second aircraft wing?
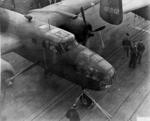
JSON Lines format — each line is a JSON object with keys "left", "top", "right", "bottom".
{"left": 0, "top": 33, "right": 24, "bottom": 55}
{"left": 123, "top": 0, "right": 149, "bottom": 14}
{"left": 29, "top": 0, "right": 100, "bottom": 15}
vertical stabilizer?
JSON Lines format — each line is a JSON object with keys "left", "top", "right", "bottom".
{"left": 100, "top": 0, "right": 123, "bottom": 25}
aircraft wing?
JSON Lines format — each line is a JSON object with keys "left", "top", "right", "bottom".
{"left": 123, "top": 0, "right": 150, "bottom": 14}
{"left": 0, "top": 33, "right": 24, "bottom": 55}
{"left": 30, "top": 0, "right": 100, "bottom": 15}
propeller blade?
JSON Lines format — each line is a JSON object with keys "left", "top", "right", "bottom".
{"left": 9, "top": 61, "right": 39, "bottom": 81}
{"left": 98, "top": 31, "right": 105, "bottom": 49}
{"left": 92, "top": 26, "right": 106, "bottom": 32}
{"left": 81, "top": 7, "right": 87, "bottom": 26}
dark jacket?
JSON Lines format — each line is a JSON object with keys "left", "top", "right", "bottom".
{"left": 122, "top": 37, "right": 131, "bottom": 47}
{"left": 137, "top": 42, "right": 145, "bottom": 53}
{"left": 130, "top": 44, "right": 137, "bottom": 55}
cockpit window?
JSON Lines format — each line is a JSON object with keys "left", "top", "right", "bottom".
{"left": 91, "top": 54, "right": 103, "bottom": 63}
{"left": 43, "top": 40, "right": 57, "bottom": 53}
{"left": 75, "top": 49, "right": 93, "bottom": 66}
{"left": 60, "top": 40, "right": 78, "bottom": 52}
{"left": 43, "top": 39, "right": 78, "bottom": 54}
{"left": 75, "top": 49, "right": 104, "bottom": 81}
{"left": 49, "top": 45, "right": 57, "bottom": 53}
{"left": 98, "top": 60, "right": 112, "bottom": 72}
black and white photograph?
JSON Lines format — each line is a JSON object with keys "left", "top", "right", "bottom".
{"left": 0, "top": 0, "right": 150, "bottom": 121}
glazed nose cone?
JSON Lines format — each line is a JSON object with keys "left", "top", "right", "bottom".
{"left": 75, "top": 48, "right": 116, "bottom": 90}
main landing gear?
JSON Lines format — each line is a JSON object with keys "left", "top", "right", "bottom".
{"left": 73, "top": 90, "right": 93, "bottom": 108}
{"left": 80, "top": 92, "right": 93, "bottom": 108}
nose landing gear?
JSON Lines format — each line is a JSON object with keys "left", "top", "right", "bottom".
{"left": 80, "top": 93, "right": 93, "bottom": 108}
{"left": 73, "top": 90, "right": 112, "bottom": 120}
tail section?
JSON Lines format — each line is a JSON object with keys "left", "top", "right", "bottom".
{"left": 100, "top": 0, "right": 123, "bottom": 25}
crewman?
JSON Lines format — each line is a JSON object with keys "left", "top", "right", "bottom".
{"left": 66, "top": 104, "right": 80, "bottom": 121}
{"left": 129, "top": 41, "right": 137, "bottom": 68}
{"left": 122, "top": 33, "right": 131, "bottom": 58}
{"left": 137, "top": 39, "right": 145, "bottom": 64}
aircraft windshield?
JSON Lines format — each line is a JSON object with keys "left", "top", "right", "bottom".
{"left": 43, "top": 39, "right": 78, "bottom": 54}
{"left": 60, "top": 40, "right": 78, "bottom": 52}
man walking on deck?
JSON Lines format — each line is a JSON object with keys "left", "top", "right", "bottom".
{"left": 129, "top": 41, "right": 137, "bottom": 68}
{"left": 122, "top": 33, "right": 131, "bottom": 59}
{"left": 137, "top": 39, "right": 145, "bottom": 64}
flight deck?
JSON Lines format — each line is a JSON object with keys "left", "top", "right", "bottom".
{"left": 1, "top": 2, "right": 150, "bottom": 121}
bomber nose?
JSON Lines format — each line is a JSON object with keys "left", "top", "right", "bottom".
{"left": 98, "top": 59, "right": 116, "bottom": 90}
{"left": 75, "top": 48, "right": 116, "bottom": 90}
{"left": 100, "top": 68, "right": 116, "bottom": 89}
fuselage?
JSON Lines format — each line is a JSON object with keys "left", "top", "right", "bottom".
{"left": 0, "top": 8, "right": 116, "bottom": 91}
{"left": 27, "top": 9, "right": 92, "bottom": 44}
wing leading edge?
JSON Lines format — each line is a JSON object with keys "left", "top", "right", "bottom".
{"left": 30, "top": 0, "right": 100, "bottom": 15}
{"left": 123, "top": 0, "right": 149, "bottom": 14}
{"left": 0, "top": 33, "right": 24, "bottom": 55}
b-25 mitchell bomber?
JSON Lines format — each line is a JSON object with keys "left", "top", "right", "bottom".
{"left": 0, "top": 0, "right": 116, "bottom": 108}
{"left": 1, "top": 0, "right": 150, "bottom": 108}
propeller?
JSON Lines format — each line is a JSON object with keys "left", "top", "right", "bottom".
{"left": 5, "top": 61, "right": 39, "bottom": 86}
{"left": 81, "top": 7, "right": 87, "bottom": 26}
{"left": 80, "top": 7, "right": 105, "bottom": 48}
{"left": 0, "top": 60, "right": 40, "bottom": 119}
{"left": 92, "top": 26, "right": 106, "bottom": 32}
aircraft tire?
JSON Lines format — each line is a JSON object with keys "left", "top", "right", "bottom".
{"left": 80, "top": 93, "right": 93, "bottom": 107}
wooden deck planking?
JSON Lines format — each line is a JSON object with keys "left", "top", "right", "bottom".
{"left": 23, "top": 82, "right": 76, "bottom": 121}
{"left": 82, "top": 44, "right": 150, "bottom": 121}
{"left": 111, "top": 73, "right": 150, "bottom": 121}
{"left": 61, "top": 13, "right": 150, "bottom": 121}
{"left": 2, "top": 71, "right": 75, "bottom": 121}
{"left": 131, "top": 92, "right": 150, "bottom": 121}
{"left": 59, "top": 13, "right": 148, "bottom": 121}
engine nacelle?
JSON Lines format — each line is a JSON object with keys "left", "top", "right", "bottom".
{"left": 1, "top": 58, "right": 15, "bottom": 86}
{"left": 28, "top": 10, "right": 92, "bottom": 44}
{"left": 61, "top": 17, "right": 86, "bottom": 43}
